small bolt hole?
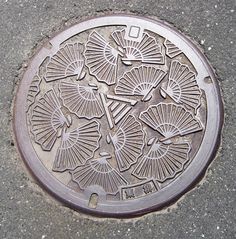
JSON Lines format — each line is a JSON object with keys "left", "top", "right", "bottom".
{"left": 88, "top": 193, "right": 98, "bottom": 209}
{"left": 204, "top": 76, "right": 213, "bottom": 84}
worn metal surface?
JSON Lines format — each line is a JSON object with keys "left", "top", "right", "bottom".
{"left": 13, "top": 15, "right": 223, "bottom": 217}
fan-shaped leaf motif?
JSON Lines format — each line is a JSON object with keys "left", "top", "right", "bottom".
{"left": 26, "top": 74, "right": 41, "bottom": 112}
{"left": 164, "top": 39, "right": 182, "bottom": 58}
{"left": 115, "top": 65, "right": 166, "bottom": 101}
{"left": 99, "top": 93, "right": 137, "bottom": 129}
{"left": 59, "top": 81, "right": 104, "bottom": 119}
{"left": 71, "top": 154, "right": 128, "bottom": 194}
{"left": 132, "top": 140, "right": 190, "bottom": 182}
{"left": 45, "top": 42, "right": 85, "bottom": 82}
{"left": 111, "top": 29, "right": 164, "bottom": 65}
{"left": 161, "top": 60, "right": 202, "bottom": 112}
{"left": 139, "top": 103, "right": 203, "bottom": 141}
{"left": 53, "top": 120, "right": 101, "bottom": 172}
{"left": 84, "top": 31, "right": 119, "bottom": 85}
{"left": 31, "top": 89, "right": 70, "bottom": 151}
{"left": 110, "top": 115, "right": 145, "bottom": 172}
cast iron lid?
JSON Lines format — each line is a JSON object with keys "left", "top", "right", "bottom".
{"left": 13, "top": 15, "right": 223, "bottom": 217}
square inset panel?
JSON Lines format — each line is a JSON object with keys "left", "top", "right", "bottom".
{"left": 124, "top": 25, "right": 144, "bottom": 42}
{"left": 128, "top": 26, "right": 141, "bottom": 38}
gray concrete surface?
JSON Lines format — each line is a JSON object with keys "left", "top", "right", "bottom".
{"left": 0, "top": 0, "right": 235, "bottom": 238}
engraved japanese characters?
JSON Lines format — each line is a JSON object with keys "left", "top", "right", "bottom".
{"left": 26, "top": 24, "right": 205, "bottom": 203}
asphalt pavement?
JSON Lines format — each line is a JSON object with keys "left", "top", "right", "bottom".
{"left": 0, "top": 0, "right": 235, "bottom": 238}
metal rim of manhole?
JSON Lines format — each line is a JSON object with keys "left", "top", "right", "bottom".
{"left": 13, "top": 14, "right": 223, "bottom": 217}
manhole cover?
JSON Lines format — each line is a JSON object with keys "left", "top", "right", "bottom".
{"left": 13, "top": 15, "right": 223, "bottom": 217}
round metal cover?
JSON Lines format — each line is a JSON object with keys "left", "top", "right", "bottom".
{"left": 13, "top": 15, "right": 223, "bottom": 217}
